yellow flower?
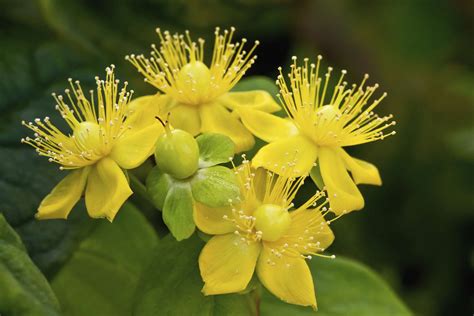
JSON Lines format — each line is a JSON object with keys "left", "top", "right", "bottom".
{"left": 126, "top": 27, "right": 280, "bottom": 152}
{"left": 196, "top": 159, "right": 335, "bottom": 309}
{"left": 239, "top": 56, "right": 396, "bottom": 214}
{"left": 22, "top": 66, "right": 162, "bottom": 221}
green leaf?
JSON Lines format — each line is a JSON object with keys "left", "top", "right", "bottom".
{"left": 163, "top": 182, "right": 195, "bottom": 241}
{"left": 191, "top": 165, "right": 240, "bottom": 208}
{"left": 0, "top": 30, "right": 97, "bottom": 277}
{"left": 310, "top": 164, "right": 325, "bottom": 190}
{"left": 51, "top": 203, "right": 158, "bottom": 316}
{"left": 133, "top": 234, "right": 257, "bottom": 315}
{"left": 0, "top": 214, "right": 61, "bottom": 316}
{"left": 146, "top": 166, "right": 174, "bottom": 210}
{"left": 260, "top": 256, "right": 411, "bottom": 316}
{"left": 0, "top": 148, "right": 95, "bottom": 277}
{"left": 196, "top": 133, "right": 235, "bottom": 168}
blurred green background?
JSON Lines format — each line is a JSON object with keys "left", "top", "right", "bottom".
{"left": 0, "top": 0, "right": 472, "bottom": 315}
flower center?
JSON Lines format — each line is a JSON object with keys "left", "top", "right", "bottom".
{"left": 73, "top": 121, "right": 103, "bottom": 151}
{"left": 304, "top": 104, "right": 344, "bottom": 146}
{"left": 254, "top": 203, "right": 291, "bottom": 242}
{"left": 176, "top": 61, "right": 211, "bottom": 105}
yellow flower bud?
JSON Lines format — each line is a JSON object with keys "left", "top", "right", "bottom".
{"left": 176, "top": 61, "right": 211, "bottom": 103}
{"left": 73, "top": 121, "right": 102, "bottom": 151}
{"left": 254, "top": 203, "right": 291, "bottom": 242}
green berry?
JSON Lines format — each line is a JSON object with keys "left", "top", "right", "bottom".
{"left": 154, "top": 128, "right": 199, "bottom": 179}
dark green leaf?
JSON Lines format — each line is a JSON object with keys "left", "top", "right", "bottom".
{"left": 260, "top": 256, "right": 411, "bottom": 315}
{"left": 0, "top": 148, "right": 95, "bottom": 277}
{"left": 163, "top": 182, "right": 195, "bottom": 241}
{"left": 197, "top": 133, "right": 235, "bottom": 168}
{"left": 51, "top": 203, "right": 158, "bottom": 316}
{"left": 0, "top": 29, "right": 97, "bottom": 277}
{"left": 191, "top": 165, "right": 240, "bottom": 208}
{"left": 0, "top": 214, "right": 61, "bottom": 316}
{"left": 146, "top": 166, "right": 174, "bottom": 210}
{"left": 133, "top": 234, "right": 256, "bottom": 315}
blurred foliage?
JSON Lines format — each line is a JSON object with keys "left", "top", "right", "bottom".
{"left": 0, "top": 0, "right": 472, "bottom": 315}
{"left": 261, "top": 255, "right": 410, "bottom": 316}
{"left": 51, "top": 203, "right": 158, "bottom": 316}
{"left": 134, "top": 235, "right": 258, "bottom": 315}
{"left": 0, "top": 214, "right": 60, "bottom": 315}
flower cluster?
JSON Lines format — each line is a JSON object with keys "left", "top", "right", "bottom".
{"left": 22, "top": 27, "right": 395, "bottom": 309}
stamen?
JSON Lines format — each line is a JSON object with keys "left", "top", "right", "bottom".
{"left": 127, "top": 28, "right": 259, "bottom": 105}
{"left": 21, "top": 66, "right": 134, "bottom": 169}
{"left": 277, "top": 56, "right": 395, "bottom": 147}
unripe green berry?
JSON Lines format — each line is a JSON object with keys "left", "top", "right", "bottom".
{"left": 254, "top": 203, "right": 291, "bottom": 242}
{"left": 154, "top": 128, "right": 199, "bottom": 179}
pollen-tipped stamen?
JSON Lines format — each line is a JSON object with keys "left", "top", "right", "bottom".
{"left": 126, "top": 27, "right": 259, "bottom": 105}
{"left": 277, "top": 56, "right": 396, "bottom": 147}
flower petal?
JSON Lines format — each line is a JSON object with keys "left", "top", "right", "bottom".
{"left": 238, "top": 108, "right": 298, "bottom": 143}
{"left": 199, "top": 233, "right": 261, "bottom": 295}
{"left": 85, "top": 157, "right": 133, "bottom": 221}
{"left": 169, "top": 103, "right": 201, "bottom": 136}
{"left": 36, "top": 168, "right": 89, "bottom": 220}
{"left": 193, "top": 203, "right": 235, "bottom": 235}
{"left": 338, "top": 148, "right": 382, "bottom": 186}
{"left": 252, "top": 136, "right": 318, "bottom": 176}
{"left": 257, "top": 246, "right": 316, "bottom": 309}
{"left": 128, "top": 94, "right": 170, "bottom": 130}
{"left": 110, "top": 124, "right": 163, "bottom": 169}
{"left": 284, "top": 208, "right": 335, "bottom": 253}
{"left": 200, "top": 103, "right": 254, "bottom": 152}
{"left": 218, "top": 90, "right": 280, "bottom": 112}
{"left": 319, "top": 147, "right": 364, "bottom": 214}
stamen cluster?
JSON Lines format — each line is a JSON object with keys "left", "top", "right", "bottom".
{"left": 126, "top": 27, "right": 259, "bottom": 105}
{"left": 277, "top": 56, "right": 396, "bottom": 147}
{"left": 21, "top": 66, "right": 133, "bottom": 169}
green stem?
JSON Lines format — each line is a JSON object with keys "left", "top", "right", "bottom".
{"left": 129, "top": 173, "right": 153, "bottom": 205}
{"left": 128, "top": 172, "right": 169, "bottom": 237}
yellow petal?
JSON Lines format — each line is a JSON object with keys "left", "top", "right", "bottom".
{"left": 193, "top": 203, "right": 235, "bottom": 235}
{"left": 128, "top": 94, "right": 171, "bottom": 130}
{"left": 252, "top": 136, "right": 317, "bottom": 176}
{"left": 238, "top": 108, "right": 298, "bottom": 143}
{"left": 110, "top": 124, "right": 163, "bottom": 169}
{"left": 338, "top": 148, "right": 382, "bottom": 186}
{"left": 200, "top": 103, "right": 254, "bottom": 152}
{"left": 283, "top": 208, "right": 334, "bottom": 253}
{"left": 85, "top": 157, "right": 133, "bottom": 221}
{"left": 217, "top": 90, "right": 280, "bottom": 113}
{"left": 36, "top": 168, "right": 89, "bottom": 220}
{"left": 257, "top": 246, "right": 316, "bottom": 309}
{"left": 319, "top": 147, "right": 364, "bottom": 214}
{"left": 199, "top": 233, "right": 261, "bottom": 295}
{"left": 169, "top": 103, "right": 201, "bottom": 136}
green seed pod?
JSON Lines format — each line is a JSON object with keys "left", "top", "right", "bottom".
{"left": 154, "top": 127, "right": 199, "bottom": 180}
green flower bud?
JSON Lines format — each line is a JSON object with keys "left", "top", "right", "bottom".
{"left": 254, "top": 203, "right": 291, "bottom": 242}
{"left": 154, "top": 126, "right": 199, "bottom": 180}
